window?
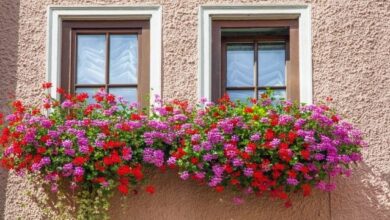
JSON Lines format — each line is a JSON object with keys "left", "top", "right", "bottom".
{"left": 61, "top": 20, "right": 150, "bottom": 107}
{"left": 212, "top": 20, "right": 299, "bottom": 102}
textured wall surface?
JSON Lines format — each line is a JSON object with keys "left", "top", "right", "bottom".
{"left": 0, "top": 0, "right": 389, "bottom": 219}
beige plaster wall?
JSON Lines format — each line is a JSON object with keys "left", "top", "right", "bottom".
{"left": 0, "top": 0, "right": 389, "bottom": 219}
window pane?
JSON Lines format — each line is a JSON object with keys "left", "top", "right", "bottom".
{"left": 109, "top": 35, "right": 138, "bottom": 84}
{"left": 77, "top": 35, "right": 106, "bottom": 84}
{"left": 76, "top": 88, "right": 100, "bottom": 103}
{"left": 258, "top": 43, "right": 286, "bottom": 86}
{"left": 109, "top": 88, "right": 137, "bottom": 103}
{"left": 227, "top": 90, "right": 254, "bottom": 103}
{"left": 259, "top": 89, "right": 286, "bottom": 100}
{"left": 227, "top": 44, "right": 254, "bottom": 87}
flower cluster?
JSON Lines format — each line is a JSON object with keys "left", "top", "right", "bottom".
{"left": 156, "top": 93, "right": 365, "bottom": 207}
{"left": 0, "top": 83, "right": 365, "bottom": 218}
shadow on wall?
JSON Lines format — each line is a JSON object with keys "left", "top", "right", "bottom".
{"left": 0, "top": 0, "right": 19, "bottom": 218}
{"left": 331, "top": 161, "right": 390, "bottom": 220}
{"left": 108, "top": 169, "right": 331, "bottom": 220}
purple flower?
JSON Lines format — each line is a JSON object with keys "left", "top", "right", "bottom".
{"left": 61, "top": 100, "right": 73, "bottom": 108}
{"left": 244, "top": 167, "right": 253, "bottom": 177}
{"left": 201, "top": 141, "right": 213, "bottom": 151}
{"left": 64, "top": 148, "right": 75, "bottom": 156}
{"left": 191, "top": 134, "right": 201, "bottom": 143}
{"left": 31, "top": 163, "right": 42, "bottom": 172}
{"left": 193, "top": 145, "right": 202, "bottom": 152}
{"left": 195, "top": 172, "right": 205, "bottom": 179}
{"left": 232, "top": 158, "right": 243, "bottom": 167}
{"left": 207, "top": 128, "right": 224, "bottom": 144}
{"left": 202, "top": 153, "right": 213, "bottom": 161}
{"left": 74, "top": 167, "right": 84, "bottom": 176}
{"left": 208, "top": 176, "right": 222, "bottom": 187}
{"left": 270, "top": 138, "right": 280, "bottom": 148}
{"left": 51, "top": 183, "right": 58, "bottom": 193}
{"left": 316, "top": 181, "right": 327, "bottom": 191}
{"left": 278, "top": 115, "right": 293, "bottom": 125}
{"left": 180, "top": 171, "right": 189, "bottom": 180}
{"left": 63, "top": 163, "right": 73, "bottom": 171}
{"left": 212, "top": 165, "right": 224, "bottom": 177}
{"left": 62, "top": 140, "right": 73, "bottom": 148}
{"left": 40, "top": 157, "right": 51, "bottom": 166}
{"left": 167, "top": 157, "right": 177, "bottom": 165}
{"left": 79, "top": 145, "right": 89, "bottom": 154}
{"left": 250, "top": 133, "right": 261, "bottom": 142}
{"left": 286, "top": 178, "right": 299, "bottom": 186}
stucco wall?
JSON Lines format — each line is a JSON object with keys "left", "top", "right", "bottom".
{"left": 0, "top": 0, "right": 389, "bottom": 219}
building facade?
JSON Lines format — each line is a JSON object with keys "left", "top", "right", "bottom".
{"left": 0, "top": 0, "right": 389, "bottom": 219}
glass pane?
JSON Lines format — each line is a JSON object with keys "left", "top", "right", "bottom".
{"left": 77, "top": 35, "right": 106, "bottom": 84}
{"left": 259, "top": 89, "right": 286, "bottom": 100}
{"left": 227, "top": 90, "right": 254, "bottom": 103}
{"left": 258, "top": 43, "right": 286, "bottom": 86}
{"left": 76, "top": 88, "right": 100, "bottom": 104}
{"left": 227, "top": 44, "right": 254, "bottom": 87}
{"left": 109, "top": 88, "right": 137, "bottom": 103}
{"left": 109, "top": 35, "right": 138, "bottom": 84}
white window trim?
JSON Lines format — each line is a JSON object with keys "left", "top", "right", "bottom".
{"left": 47, "top": 6, "right": 162, "bottom": 104}
{"left": 198, "top": 5, "right": 312, "bottom": 104}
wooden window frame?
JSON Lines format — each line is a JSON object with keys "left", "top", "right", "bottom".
{"left": 61, "top": 20, "right": 150, "bottom": 107}
{"left": 212, "top": 20, "right": 299, "bottom": 102}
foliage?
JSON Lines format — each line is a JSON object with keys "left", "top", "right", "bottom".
{"left": 0, "top": 83, "right": 366, "bottom": 218}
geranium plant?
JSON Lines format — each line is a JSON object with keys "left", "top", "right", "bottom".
{"left": 0, "top": 84, "right": 366, "bottom": 219}
{"left": 158, "top": 93, "right": 365, "bottom": 207}
{"left": 0, "top": 84, "right": 155, "bottom": 219}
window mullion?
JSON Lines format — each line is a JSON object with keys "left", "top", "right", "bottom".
{"left": 254, "top": 41, "right": 259, "bottom": 99}
{"left": 105, "top": 33, "right": 110, "bottom": 92}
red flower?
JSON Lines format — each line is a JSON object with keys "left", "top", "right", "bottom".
{"left": 224, "top": 164, "right": 233, "bottom": 173}
{"left": 219, "top": 105, "right": 227, "bottom": 112}
{"left": 93, "top": 177, "right": 106, "bottom": 184}
{"left": 279, "top": 142, "right": 289, "bottom": 149}
{"left": 215, "top": 185, "right": 224, "bottom": 192}
{"left": 230, "top": 179, "right": 239, "bottom": 185}
{"left": 145, "top": 185, "right": 155, "bottom": 194}
{"left": 278, "top": 148, "right": 292, "bottom": 162}
{"left": 265, "top": 129, "right": 275, "bottom": 141}
{"left": 300, "top": 166, "right": 309, "bottom": 174}
{"left": 287, "top": 170, "right": 297, "bottom": 178}
{"left": 117, "top": 165, "right": 132, "bottom": 176}
{"left": 76, "top": 93, "right": 88, "bottom": 102}
{"left": 240, "top": 152, "right": 250, "bottom": 160}
{"left": 37, "top": 147, "right": 46, "bottom": 154}
{"left": 165, "top": 106, "right": 173, "bottom": 112}
{"left": 331, "top": 115, "right": 339, "bottom": 123}
{"left": 247, "top": 142, "right": 256, "bottom": 151}
{"left": 43, "top": 103, "right": 51, "bottom": 109}
{"left": 300, "top": 150, "right": 310, "bottom": 160}
{"left": 42, "top": 82, "right": 52, "bottom": 89}
{"left": 74, "top": 175, "right": 84, "bottom": 182}
{"left": 107, "top": 94, "right": 115, "bottom": 102}
{"left": 56, "top": 87, "right": 65, "bottom": 94}
{"left": 94, "top": 162, "right": 105, "bottom": 172}
{"left": 190, "top": 157, "right": 199, "bottom": 165}
{"left": 73, "top": 157, "right": 87, "bottom": 166}
{"left": 132, "top": 165, "right": 144, "bottom": 180}
{"left": 118, "top": 184, "right": 129, "bottom": 195}
{"left": 244, "top": 107, "right": 253, "bottom": 113}
{"left": 130, "top": 113, "right": 141, "bottom": 121}
{"left": 302, "top": 184, "right": 311, "bottom": 197}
